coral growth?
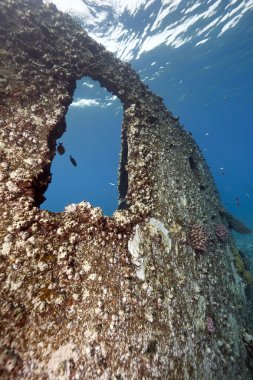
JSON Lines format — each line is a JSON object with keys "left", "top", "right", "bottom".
{"left": 243, "top": 271, "right": 253, "bottom": 286}
{"left": 215, "top": 224, "right": 229, "bottom": 241}
{"left": 206, "top": 316, "right": 215, "bottom": 334}
{"left": 233, "top": 247, "right": 253, "bottom": 286}
{"left": 189, "top": 223, "right": 209, "bottom": 253}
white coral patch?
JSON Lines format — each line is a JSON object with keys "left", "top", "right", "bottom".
{"left": 88, "top": 273, "right": 97, "bottom": 281}
{"left": 9, "top": 280, "right": 23, "bottom": 291}
{"left": 24, "top": 158, "right": 35, "bottom": 166}
{"left": 64, "top": 203, "right": 78, "bottom": 212}
{"left": 82, "top": 288, "right": 90, "bottom": 300}
{"left": 46, "top": 343, "right": 79, "bottom": 380}
{"left": 82, "top": 261, "right": 91, "bottom": 272}
{"left": 149, "top": 218, "right": 172, "bottom": 254}
{"left": 1, "top": 241, "right": 12, "bottom": 256}
{"left": 128, "top": 225, "right": 145, "bottom": 280}
{"left": 37, "top": 262, "right": 48, "bottom": 271}
{"left": 9, "top": 168, "right": 30, "bottom": 182}
{"left": 6, "top": 181, "right": 19, "bottom": 193}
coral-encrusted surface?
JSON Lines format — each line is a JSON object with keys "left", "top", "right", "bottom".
{"left": 0, "top": 0, "right": 252, "bottom": 378}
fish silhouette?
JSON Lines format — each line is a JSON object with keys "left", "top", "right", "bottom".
{"left": 69, "top": 155, "right": 77, "bottom": 167}
{"left": 57, "top": 142, "right": 65, "bottom": 155}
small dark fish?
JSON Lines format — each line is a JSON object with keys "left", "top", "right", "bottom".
{"left": 57, "top": 142, "right": 65, "bottom": 155}
{"left": 69, "top": 155, "right": 77, "bottom": 167}
{"left": 235, "top": 196, "right": 240, "bottom": 207}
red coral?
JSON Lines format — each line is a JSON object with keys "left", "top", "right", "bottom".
{"left": 189, "top": 223, "right": 209, "bottom": 253}
{"left": 215, "top": 224, "right": 229, "bottom": 241}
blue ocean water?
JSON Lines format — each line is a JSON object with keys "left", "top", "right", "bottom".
{"left": 42, "top": 79, "right": 122, "bottom": 214}
{"left": 42, "top": 1, "right": 253, "bottom": 254}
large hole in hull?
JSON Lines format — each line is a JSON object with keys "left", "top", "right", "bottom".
{"left": 41, "top": 77, "right": 123, "bottom": 216}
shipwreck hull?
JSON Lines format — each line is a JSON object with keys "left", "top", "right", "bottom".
{"left": 0, "top": 0, "right": 252, "bottom": 378}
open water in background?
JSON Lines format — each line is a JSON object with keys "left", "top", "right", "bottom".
{"left": 42, "top": 1, "right": 253, "bottom": 259}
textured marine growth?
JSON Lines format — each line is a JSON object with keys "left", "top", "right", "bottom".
{"left": 0, "top": 0, "right": 252, "bottom": 379}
